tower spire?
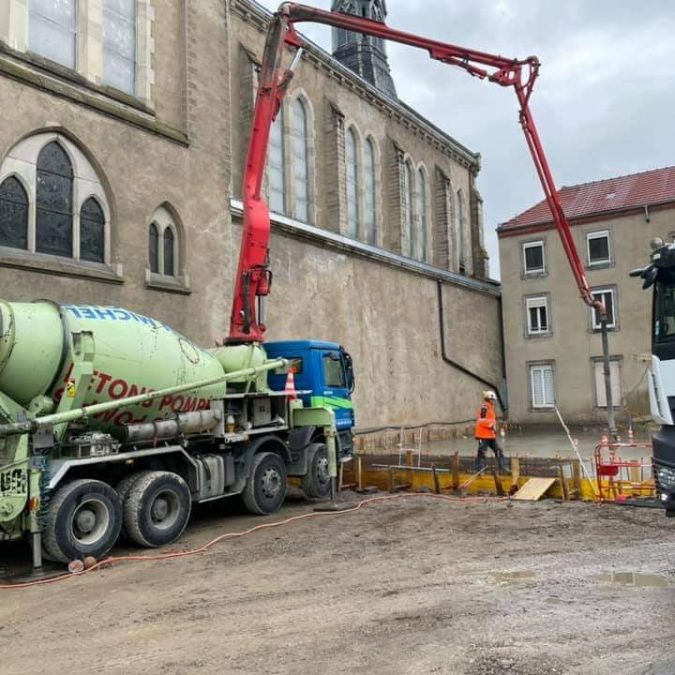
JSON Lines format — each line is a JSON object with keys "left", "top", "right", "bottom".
{"left": 331, "top": 0, "right": 397, "bottom": 99}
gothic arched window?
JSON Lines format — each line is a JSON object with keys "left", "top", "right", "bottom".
{"left": 364, "top": 138, "right": 377, "bottom": 245}
{"left": 292, "top": 98, "right": 311, "bottom": 223}
{"left": 417, "top": 168, "right": 428, "bottom": 262}
{"left": 0, "top": 177, "right": 28, "bottom": 250}
{"left": 148, "top": 206, "right": 181, "bottom": 279}
{"left": 268, "top": 110, "right": 286, "bottom": 215}
{"left": 149, "top": 222, "right": 159, "bottom": 273}
{"left": 403, "top": 160, "right": 414, "bottom": 257}
{"left": 163, "top": 227, "right": 175, "bottom": 277}
{"left": 457, "top": 189, "right": 467, "bottom": 274}
{"left": 36, "top": 142, "right": 73, "bottom": 257}
{"left": 79, "top": 197, "right": 105, "bottom": 263}
{"left": 346, "top": 127, "right": 360, "bottom": 239}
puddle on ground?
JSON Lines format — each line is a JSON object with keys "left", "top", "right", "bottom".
{"left": 493, "top": 571, "right": 536, "bottom": 583}
{"left": 595, "top": 572, "right": 669, "bottom": 588}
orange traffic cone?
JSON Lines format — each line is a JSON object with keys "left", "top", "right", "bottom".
{"left": 284, "top": 368, "right": 297, "bottom": 401}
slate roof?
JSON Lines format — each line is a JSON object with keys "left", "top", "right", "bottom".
{"left": 500, "top": 166, "right": 675, "bottom": 232}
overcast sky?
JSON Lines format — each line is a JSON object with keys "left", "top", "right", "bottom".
{"left": 254, "top": 0, "right": 675, "bottom": 278}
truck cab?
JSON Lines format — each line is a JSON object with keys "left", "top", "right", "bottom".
{"left": 265, "top": 340, "right": 355, "bottom": 458}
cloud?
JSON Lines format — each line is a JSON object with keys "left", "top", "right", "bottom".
{"left": 251, "top": 0, "right": 675, "bottom": 278}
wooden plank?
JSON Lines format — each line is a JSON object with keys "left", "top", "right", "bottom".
{"left": 557, "top": 464, "right": 569, "bottom": 500}
{"left": 432, "top": 464, "right": 440, "bottom": 494}
{"left": 513, "top": 477, "right": 557, "bottom": 501}
{"left": 451, "top": 451, "right": 460, "bottom": 491}
{"left": 492, "top": 468, "right": 505, "bottom": 496}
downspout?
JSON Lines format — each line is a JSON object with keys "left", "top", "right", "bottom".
{"left": 437, "top": 279, "right": 508, "bottom": 414}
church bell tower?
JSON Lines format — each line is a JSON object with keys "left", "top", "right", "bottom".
{"left": 331, "top": 0, "right": 397, "bottom": 99}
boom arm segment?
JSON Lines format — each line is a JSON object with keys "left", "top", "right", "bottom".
{"left": 227, "top": 2, "right": 599, "bottom": 343}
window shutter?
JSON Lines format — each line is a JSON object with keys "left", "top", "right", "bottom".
{"left": 543, "top": 367, "right": 554, "bottom": 405}
{"left": 594, "top": 361, "right": 621, "bottom": 407}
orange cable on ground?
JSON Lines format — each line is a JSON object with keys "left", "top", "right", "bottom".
{"left": 0, "top": 492, "right": 506, "bottom": 591}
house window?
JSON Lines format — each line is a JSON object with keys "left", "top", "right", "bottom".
{"left": 0, "top": 133, "right": 110, "bottom": 265}
{"left": 0, "top": 177, "right": 29, "bottom": 250}
{"left": 346, "top": 127, "right": 359, "bottom": 238}
{"left": 530, "top": 364, "right": 555, "bottom": 408}
{"left": 593, "top": 360, "right": 621, "bottom": 408}
{"left": 526, "top": 296, "right": 549, "bottom": 335}
{"left": 364, "top": 138, "right": 377, "bottom": 245}
{"left": 523, "top": 241, "right": 545, "bottom": 274}
{"left": 291, "top": 98, "right": 311, "bottom": 223}
{"left": 403, "top": 161, "right": 414, "bottom": 256}
{"left": 36, "top": 141, "right": 74, "bottom": 257}
{"left": 28, "top": 0, "right": 77, "bottom": 69}
{"left": 591, "top": 288, "right": 616, "bottom": 329}
{"left": 147, "top": 206, "right": 179, "bottom": 278}
{"left": 587, "top": 231, "right": 611, "bottom": 266}
{"left": 417, "top": 168, "right": 428, "bottom": 262}
{"left": 268, "top": 111, "right": 286, "bottom": 215}
{"left": 102, "top": 0, "right": 137, "bottom": 94}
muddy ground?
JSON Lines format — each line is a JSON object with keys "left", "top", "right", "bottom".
{"left": 2, "top": 493, "right": 675, "bottom": 675}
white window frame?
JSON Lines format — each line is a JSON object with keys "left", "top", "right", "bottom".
{"left": 586, "top": 230, "right": 611, "bottom": 266}
{"left": 526, "top": 296, "right": 549, "bottom": 335}
{"left": 530, "top": 364, "right": 555, "bottom": 409}
{"left": 593, "top": 360, "right": 621, "bottom": 408}
{"left": 522, "top": 240, "right": 545, "bottom": 274}
{"left": 591, "top": 288, "right": 616, "bottom": 330}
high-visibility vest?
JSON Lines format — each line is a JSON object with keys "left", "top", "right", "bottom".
{"left": 475, "top": 401, "right": 496, "bottom": 440}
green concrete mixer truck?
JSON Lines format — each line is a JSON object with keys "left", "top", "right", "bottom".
{"left": 0, "top": 301, "right": 354, "bottom": 566}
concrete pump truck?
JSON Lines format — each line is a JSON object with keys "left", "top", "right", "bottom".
{"left": 0, "top": 2, "right": 614, "bottom": 568}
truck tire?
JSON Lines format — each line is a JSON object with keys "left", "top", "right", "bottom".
{"left": 242, "top": 452, "right": 287, "bottom": 515}
{"left": 43, "top": 479, "right": 123, "bottom": 564}
{"left": 302, "top": 443, "right": 332, "bottom": 499}
{"left": 115, "top": 472, "right": 146, "bottom": 541}
{"left": 124, "top": 471, "right": 191, "bottom": 548}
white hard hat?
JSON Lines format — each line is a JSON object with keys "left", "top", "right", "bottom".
{"left": 483, "top": 390, "right": 497, "bottom": 401}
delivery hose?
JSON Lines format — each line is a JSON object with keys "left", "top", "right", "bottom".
{"left": 0, "top": 492, "right": 507, "bottom": 590}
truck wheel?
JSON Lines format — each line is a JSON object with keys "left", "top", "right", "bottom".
{"left": 302, "top": 443, "right": 332, "bottom": 499}
{"left": 115, "top": 472, "right": 145, "bottom": 541}
{"left": 124, "top": 471, "right": 191, "bottom": 548}
{"left": 242, "top": 452, "right": 287, "bottom": 515}
{"left": 43, "top": 479, "right": 123, "bottom": 564}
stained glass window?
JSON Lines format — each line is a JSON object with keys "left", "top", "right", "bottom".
{"left": 417, "top": 169, "right": 427, "bottom": 262}
{"left": 364, "top": 139, "right": 377, "bottom": 245}
{"left": 0, "top": 177, "right": 29, "bottom": 250}
{"left": 163, "top": 227, "right": 175, "bottom": 277}
{"left": 457, "top": 190, "right": 466, "bottom": 274}
{"left": 103, "top": 0, "right": 137, "bottom": 94}
{"left": 403, "top": 162, "right": 414, "bottom": 257}
{"left": 80, "top": 197, "right": 105, "bottom": 263}
{"left": 36, "top": 142, "right": 73, "bottom": 257}
{"left": 149, "top": 222, "right": 159, "bottom": 273}
{"left": 268, "top": 111, "right": 286, "bottom": 215}
{"left": 346, "top": 128, "right": 359, "bottom": 239}
{"left": 292, "top": 99, "right": 310, "bottom": 223}
{"left": 29, "top": 0, "right": 77, "bottom": 69}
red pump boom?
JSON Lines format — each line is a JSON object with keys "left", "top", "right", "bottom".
{"left": 227, "top": 2, "right": 600, "bottom": 343}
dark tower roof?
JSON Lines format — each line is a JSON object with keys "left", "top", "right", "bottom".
{"left": 331, "top": 0, "right": 397, "bottom": 100}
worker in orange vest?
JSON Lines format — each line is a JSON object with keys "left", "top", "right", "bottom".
{"left": 475, "top": 390, "right": 507, "bottom": 472}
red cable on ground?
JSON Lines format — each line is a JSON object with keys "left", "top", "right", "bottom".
{"left": 0, "top": 492, "right": 507, "bottom": 591}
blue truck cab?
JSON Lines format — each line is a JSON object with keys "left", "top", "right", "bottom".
{"left": 265, "top": 340, "right": 355, "bottom": 459}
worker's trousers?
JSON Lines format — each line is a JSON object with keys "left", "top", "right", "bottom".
{"left": 475, "top": 438, "right": 507, "bottom": 472}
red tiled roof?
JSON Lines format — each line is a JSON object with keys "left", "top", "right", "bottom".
{"left": 500, "top": 166, "right": 675, "bottom": 231}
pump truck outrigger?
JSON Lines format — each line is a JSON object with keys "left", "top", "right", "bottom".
{"left": 0, "top": 3, "right": 609, "bottom": 568}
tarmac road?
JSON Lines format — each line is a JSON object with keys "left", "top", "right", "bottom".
{"left": 1, "top": 494, "right": 674, "bottom": 674}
